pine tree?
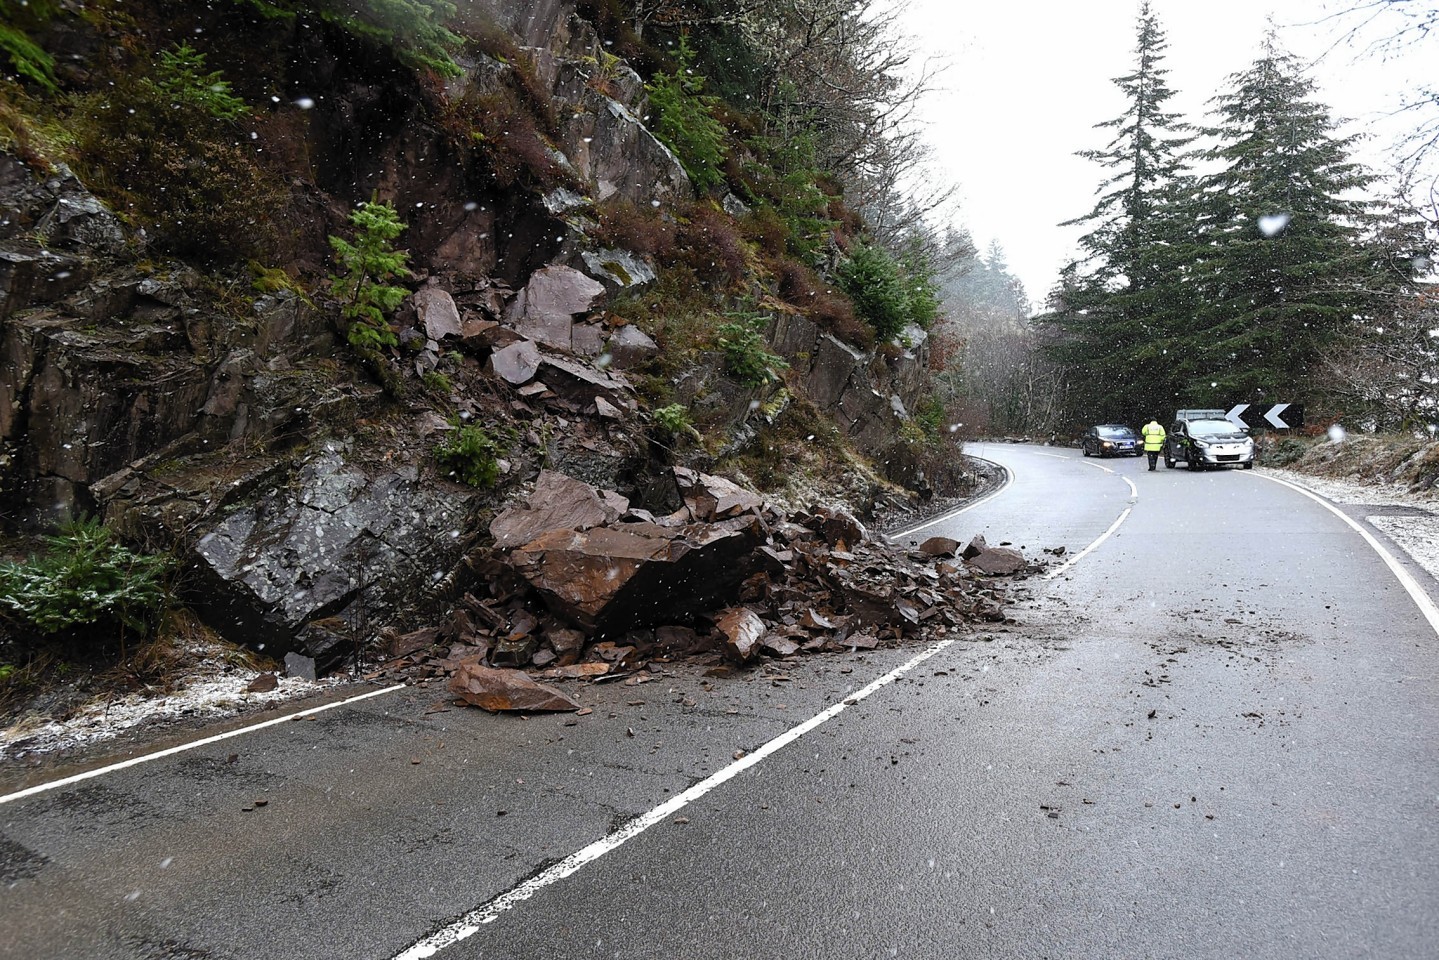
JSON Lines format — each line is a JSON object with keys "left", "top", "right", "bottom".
{"left": 1187, "top": 29, "right": 1376, "bottom": 405}
{"left": 1041, "top": 1, "right": 1195, "bottom": 424}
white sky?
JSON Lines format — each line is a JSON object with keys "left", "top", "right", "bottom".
{"left": 891, "top": 0, "right": 1433, "bottom": 307}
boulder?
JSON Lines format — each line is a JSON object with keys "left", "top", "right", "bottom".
{"left": 509, "top": 515, "right": 766, "bottom": 633}
{"left": 918, "top": 536, "right": 960, "bottom": 558}
{"left": 965, "top": 545, "right": 1027, "bottom": 576}
{"left": 580, "top": 248, "right": 657, "bottom": 291}
{"left": 489, "top": 339, "right": 543, "bottom": 385}
{"left": 962, "top": 535, "right": 989, "bottom": 559}
{"left": 489, "top": 469, "right": 620, "bottom": 548}
{"left": 505, "top": 265, "right": 606, "bottom": 351}
{"left": 606, "top": 324, "right": 659, "bottom": 369}
{"left": 190, "top": 449, "right": 476, "bottom": 670}
{"left": 413, "top": 286, "right": 463, "bottom": 341}
{"left": 807, "top": 506, "right": 867, "bottom": 549}
{"left": 674, "top": 467, "right": 765, "bottom": 521}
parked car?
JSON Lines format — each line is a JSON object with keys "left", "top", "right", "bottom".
{"left": 1080, "top": 423, "right": 1142, "bottom": 458}
{"left": 1164, "top": 417, "right": 1255, "bottom": 470}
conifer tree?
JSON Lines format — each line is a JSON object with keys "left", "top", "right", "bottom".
{"left": 1185, "top": 29, "right": 1376, "bottom": 404}
{"left": 1042, "top": 1, "right": 1194, "bottom": 423}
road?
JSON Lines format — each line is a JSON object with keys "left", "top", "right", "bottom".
{"left": 3, "top": 443, "right": 1437, "bottom": 959}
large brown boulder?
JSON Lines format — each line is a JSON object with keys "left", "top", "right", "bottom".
{"left": 508, "top": 516, "right": 766, "bottom": 634}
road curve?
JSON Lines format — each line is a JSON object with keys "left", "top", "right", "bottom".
{"left": 2, "top": 444, "right": 1436, "bottom": 960}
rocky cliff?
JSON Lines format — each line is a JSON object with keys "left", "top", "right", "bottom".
{"left": 0, "top": 0, "right": 965, "bottom": 672}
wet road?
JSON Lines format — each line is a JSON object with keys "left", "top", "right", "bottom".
{"left": 3, "top": 444, "right": 1437, "bottom": 959}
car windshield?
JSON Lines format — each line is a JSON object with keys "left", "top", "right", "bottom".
{"left": 1096, "top": 426, "right": 1134, "bottom": 439}
{"left": 1189, "top": 420, "right": 1248, "bottom": 440}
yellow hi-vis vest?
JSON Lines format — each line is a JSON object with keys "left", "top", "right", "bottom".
{"left": 1141, "top": 421, "right": 1166, "bottom": 451}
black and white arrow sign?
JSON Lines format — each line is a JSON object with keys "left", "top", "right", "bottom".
{"left": 1224, "top": 403, "right": 1304, "bottom": 430}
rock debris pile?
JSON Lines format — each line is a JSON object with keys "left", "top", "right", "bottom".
{"left": 380, "top": 469, "right": 1034, "bottom": 710}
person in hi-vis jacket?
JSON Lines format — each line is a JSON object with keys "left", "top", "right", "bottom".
{"left": 1141, "top": 418, "right": 1166, "bottom": 471}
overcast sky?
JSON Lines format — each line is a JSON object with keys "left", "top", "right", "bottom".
{"left": 891, "top": 0, "right": 1432, "bottom": 307}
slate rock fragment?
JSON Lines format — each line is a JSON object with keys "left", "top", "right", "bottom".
{"left": 448, "top": 663, "right": 580, "bottom": 712}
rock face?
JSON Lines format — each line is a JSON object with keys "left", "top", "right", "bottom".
{"left": 189, "top": 449, "right": 478, "bottom": 669}
{"left": 768, "top": 312, "right": 929, "bottom": 456}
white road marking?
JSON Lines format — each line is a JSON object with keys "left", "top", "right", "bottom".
{"left": 888, "top": 457, "right": 1013, "bottom": 539}
{"left": 1257, "top": 472, "right": 1439, "bottom": 639}
{"left": 0, "top": 684, "right": 407, "bottom": 807}
{"left": 995, "top": 448, "right": 1140, "bottom": 580}
{"left": 1044, "top": 506, "right": 1134, "bottom": 581}
{"left": 392, "top": 636, "right": 961, "bottom": 960}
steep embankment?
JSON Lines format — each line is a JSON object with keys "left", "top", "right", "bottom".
{"left": 1, "top": 0, "right": 984, "bottom": 706}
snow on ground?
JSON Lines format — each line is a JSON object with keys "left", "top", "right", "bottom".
{"left": 1264, "top": 467, "right": 1439, "bottom": 584}
{"left": 1364, "top": 517, "right": 1439, "bottom": 583}
{"left": 0, "top": 672, "right": 344, "bottom": 762}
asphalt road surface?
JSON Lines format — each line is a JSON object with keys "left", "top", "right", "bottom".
{"left": 3, "top": 443, "right": 1437, "bottom": 960}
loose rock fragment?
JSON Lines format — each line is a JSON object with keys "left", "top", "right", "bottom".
{"left": 449, "top": 663, "right": 580, "bottom": 712}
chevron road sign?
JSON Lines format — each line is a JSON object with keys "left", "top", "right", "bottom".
{"left": 1224, "top": 403, "right": 1304, "bottom": 430}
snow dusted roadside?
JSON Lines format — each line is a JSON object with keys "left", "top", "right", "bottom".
{"left": 0, "top": 634, "right": 355, "bottom": 763}
{"left": 1262, "top": 466, "right": 1439, "bottom": 585}
{"left": 0, "top": 673, "right": 344, "bottom": 762}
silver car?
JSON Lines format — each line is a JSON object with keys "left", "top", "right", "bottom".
{"left": 1164, "top": 418, "right": 1256, "bottom": 470}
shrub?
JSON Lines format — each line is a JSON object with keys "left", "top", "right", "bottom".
{"left": 653, "top": 403, "right": 700, "bottom": 441}
{"left": 70, "top": 46, "right": 281, "bottom": 262}
{"left": 435, "top": 423, "right": 499, "bottom": 487}
{"left": 421, "top": 371, "right": 453, "bottom": 395}
{"left": 0, "top": 0, "right": 59, "bottom": 93}
{"left": 231, "top": 0, "right": 463, "bottom": 77}
{"left": 145, "top": 43, "right": 249, "bottom": 120}
{"left": 329, "top": 199, "right": 411, "bottom": 350}
{"left": 837, "top": 241, "right": 910, "bottom": 342}
{"left": 645, "top": 37, "right": 727, "bottom": 191}
{"left": 716, "top": 313, "right": 789, "bottom": 386}
{"left": 445, "top": 88, "right": 573, "bottom": 190}
{"left": 914, "top": 395, "right": 947, "bottom": 441}
{"left": 591, "top": 196, "right": 677, "bottom": 257}
{"left": 775, "top": 258, "right": 871, "bottom": 348}
{"left": 0, "top": 520, "right": 171, "bottom": 637}
{"left": 742, "top": 205, "right": 791, "bottom": 258}
{"left": 1265, "top": 436, "right": 1310, "bottom": 466}
{"left": 675, "top": 202, "right": 748, "bottom": 285}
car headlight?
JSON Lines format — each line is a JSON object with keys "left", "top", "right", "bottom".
{"left": 1101, "top": 441, "right": 1113, "bottom": 449}
{"left": 1193, "top": 439, "right": 1209, "bottom": 448}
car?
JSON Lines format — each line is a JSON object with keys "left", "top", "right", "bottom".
{"left": 1163, "top": 417, "right": 1255, "bottom": 470}
{"left": 1080, "top": 423, "right": 1142, "bottom": 458}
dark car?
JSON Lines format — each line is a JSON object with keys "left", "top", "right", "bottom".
{"left": 1080, "top": 424, "right": 1141, "bottom": 458}
{"left": 1164, "top": 418, "right": 1255, "bottom": 470}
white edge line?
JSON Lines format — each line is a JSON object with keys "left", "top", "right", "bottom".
{"left": 888, "top": 458, "right": 1013, "bottom": 540}
{"left": 1043, "top": 506, "right": 1133, "bottom": 580}
{"left": 1045, "top": 460, "right": 1137, "bottom": 580}
{"left": 1256, "top": 472, "right": 1439, "bottom": 638}
{"left": 0, "top": 683, "right": 407, "bottom": 807}
{"left": 393, "top": 636, "right": 960, "bottom": 960}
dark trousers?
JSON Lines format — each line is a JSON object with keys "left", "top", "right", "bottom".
{"left": 1146, "top": 450, "right": 1159, "bottom": 470}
